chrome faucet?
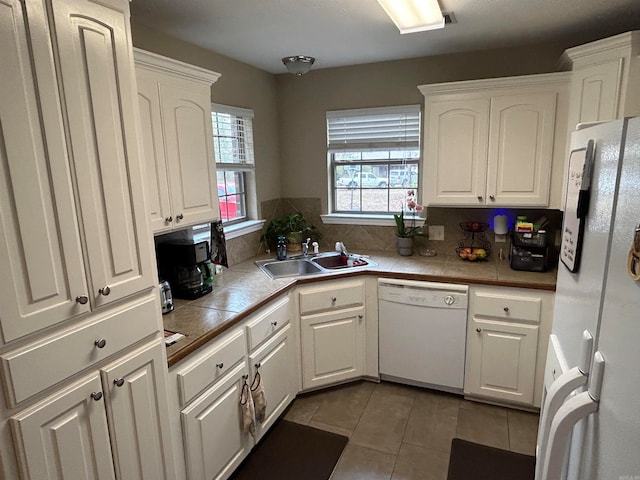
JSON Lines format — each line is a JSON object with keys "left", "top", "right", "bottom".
{"left": 302, "top": 238, "right": 311, "bottom": 257}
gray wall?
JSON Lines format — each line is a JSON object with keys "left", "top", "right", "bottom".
{"left": 275, "top": 42, "right": 569, "bottom": 212}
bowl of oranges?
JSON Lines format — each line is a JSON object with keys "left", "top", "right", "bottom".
{"left": 456, "top": 246, "right": 489, "bottom": 261}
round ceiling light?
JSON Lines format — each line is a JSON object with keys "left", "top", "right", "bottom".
{"left": 282, "top": 55, "right": 316, "bottom": 75}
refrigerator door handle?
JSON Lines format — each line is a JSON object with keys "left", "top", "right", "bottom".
{"left": 535, "top": 331, "right": 593, "bottom": 480}
{"left": 540, "top": 352, "right": 605, "bottom": 480}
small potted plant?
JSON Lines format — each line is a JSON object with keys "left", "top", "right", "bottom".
{"left": 261, "top": 212, "right": 322, "bottom": 252}
{"left": 393, "top": 190, "right": 426, "bottom": 256}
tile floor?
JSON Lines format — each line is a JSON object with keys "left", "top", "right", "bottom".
{"left": 283, "top": 381, "right": 539, "bottom": 480}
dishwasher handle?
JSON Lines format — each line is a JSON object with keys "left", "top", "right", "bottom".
{"left": 377, "top": 278, "right": 469, "bottom": 294}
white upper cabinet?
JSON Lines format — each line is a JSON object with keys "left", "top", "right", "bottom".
{"left": 559, "top": 31, "right": 640, "bottom": 210}
{"left": 0, "top": 0, "right": 89, "bottom": 343}
{"left": 420, "top": 73, "right": 570, "bottom": 209}
{"left": 0, "top": 0, "right": 154, "bottom": 343}
{"left": 423, "top": 98, "right": 490, "bottom": 205}
{"left": 487, "top": 91, "right": 558, "bottom": 206}
{"left": 562, "top": 31, "right": 640, "bottom": 128}
{"left": 134, "top": 49, "right": 221, "bottom": 234}
{"left": 51, "top": 0, "right": 155, "bottom": 307}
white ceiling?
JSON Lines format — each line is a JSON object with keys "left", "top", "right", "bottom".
{"left": 130, "top": 0, "right": 640, "bottom": 74}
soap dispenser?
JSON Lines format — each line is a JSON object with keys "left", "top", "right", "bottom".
{"left": 276, "top": 236, "right": 287, "bottom": 260}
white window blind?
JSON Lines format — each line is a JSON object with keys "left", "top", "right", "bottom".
{"left": 211, "top": 103, "right": 255, "bottom": 167}
{"left": 327, "top": 105, "right": 420, "bottom": 151}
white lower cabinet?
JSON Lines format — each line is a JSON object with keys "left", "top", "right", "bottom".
{"left": 11, "top": 374, "right": 116, "bottom": 480}
{"left": 174, "top": 294, "right": 297, "bottom": 480}
{"left": 464, "top": 286, "right": 554, "bottom": 407}
{"left": 465, "top": 318, "right": 539, "bottom": 405}
{"left": 301, "top": 306, "right": 365, "bottom": 390}
{"left": 249, "top": 324, "right": 296, "bottom": 440}
{"left": 181, "top": 362, "right": 251, "bottom": 480}
{"left": 10, "top": 339, "right": 175, "bottom": 480}
{"left": 101, "top": 341, "right": 176, "bottom": 480}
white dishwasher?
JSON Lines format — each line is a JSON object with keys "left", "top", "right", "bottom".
{"left": 378, "top": 278, "right": 468, "bottom": 393}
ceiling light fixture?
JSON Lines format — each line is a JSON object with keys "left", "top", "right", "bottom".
{"left": 377, "top": 0, "right": 445, "bottom": 34}
{"left": 282, "top": 55, "right": 316, "bottom": 75}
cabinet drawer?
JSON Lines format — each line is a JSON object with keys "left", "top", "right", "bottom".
{"left": 1, "top": 295, "right": 159, "bottom": 406}
{"left": 473, "top": 292, "right": 541, "bottom": 323}
{"left": 246, "top": 295, "right": 290, "bottom": 351}
{"left": 298, "top": 280, "right": 364, "bottom": 315}
{"left": 176, "top": 328, "right": 246, "bottom": 407}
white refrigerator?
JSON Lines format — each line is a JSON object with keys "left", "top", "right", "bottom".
{"left": 536, "top": 117, "right": 640, "bottom": 480}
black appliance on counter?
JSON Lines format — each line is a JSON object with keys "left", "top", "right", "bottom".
{"left": 510, "top": 231, "right": 551, "bottom": 272}
{"left": 157, "top": 240, "right": 213, "bottom": 299}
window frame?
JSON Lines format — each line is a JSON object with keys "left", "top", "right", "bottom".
{"left": 211, "top": 103, "right": 256, "bottom": 226}
{"left": 326, "top": 105, "right": 422, "bottom": 216}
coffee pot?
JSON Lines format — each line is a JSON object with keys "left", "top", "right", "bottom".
{"left": 157, "top": 240, "right": 213, "bottom": 299}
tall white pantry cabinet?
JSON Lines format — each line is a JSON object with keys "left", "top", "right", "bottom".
{"left": 0, "top": 0, "right": 176, "bottom": 478}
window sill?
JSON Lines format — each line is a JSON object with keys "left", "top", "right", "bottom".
{"left": 192, "top": 219, "right": 265, "bottom": 244}
{"left": 320, "top": 213, "right": 396, "bottom": 227}
{"left": 223, "top": 219, "right": 266, "bottom": 240}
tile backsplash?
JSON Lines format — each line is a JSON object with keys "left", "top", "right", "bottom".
{"left": 211, "top": 199, "right": 564, "bottom": 266}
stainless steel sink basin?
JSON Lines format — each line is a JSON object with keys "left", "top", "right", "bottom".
{"left": 258, "top": 259, "right": 323, "bottom": 279}
{"left": 256, "top": 253, "right": 376, "bottom": 279}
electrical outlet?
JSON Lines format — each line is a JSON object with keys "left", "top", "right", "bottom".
{"left": 428, "top": 225, "right": 445, "bottom": 241}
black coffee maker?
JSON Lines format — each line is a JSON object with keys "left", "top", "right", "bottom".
{"left": 157, "top": 240, "right": 214, "bottom": 299}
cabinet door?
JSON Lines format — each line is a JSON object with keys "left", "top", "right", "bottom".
{"left": 101, "top": 340, "right": 176, "bottom": 480}
{"left": 0, "top": 0, "right": 90, "bottom": 344}
{"left": 50, "top": 0, "right": 155, "bottom": 307}
{"left": 160, "top": 81, "right": 220, "bottom": 228}
{"left": 11, "top": 374, "right": 115, "bottom": 480}
{"left": 570, "top": 58, "right": 623, "bottom": 125}
{"left": 182, "top": 362, "right": 251, "bottom": 480}
{"left": 487, "top": 92, "right": 557, "bottom": 206}
{"left": 248, "top": 324, "right": 296, "bottom": 440}
{"left": 424, "top": 98, "right": 490, "bottom": 205}
{"left": 465, "top": 318, "right": 539, "bottom": 405}
{"left": 301, "top": 306, "right": 365, "bottom": 390}
{"left": 136, "top": 69, "right": 174, "bottom": 233}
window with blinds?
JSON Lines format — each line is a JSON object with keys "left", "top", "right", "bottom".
{"left": 211, "top": 104, "right": 255, "bottom": 223}
{"left": 327, "top": 105, "right": 421, "bottom": 214}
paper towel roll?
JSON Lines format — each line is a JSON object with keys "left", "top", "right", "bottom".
{"left": 494, "top": 215, "right": 508, "bottom": 235}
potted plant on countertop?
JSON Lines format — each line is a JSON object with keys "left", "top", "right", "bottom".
{"left": 261, "top": 212, "right": 322, "bottom": 253}
{"left": 393, "top": 190, "right": 426, "bottom": 256}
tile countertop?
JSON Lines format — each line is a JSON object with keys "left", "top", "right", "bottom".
{"left": 163, "top": 251, "right": 557, "bottom": 367}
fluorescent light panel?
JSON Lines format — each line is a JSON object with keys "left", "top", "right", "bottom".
{"left": 377, "top": 0, "right": 444, "bottom": 34}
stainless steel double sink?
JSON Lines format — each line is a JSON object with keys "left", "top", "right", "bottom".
{"left": 256, "top": 252, "right": 376, "bottom": 279}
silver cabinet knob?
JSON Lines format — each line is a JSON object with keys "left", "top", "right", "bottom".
{"left": 94, "top": 338, "right": 107, "bottom": 349}
{"left": 216, "top": 363, "right": 224, "bottom": 369}
{"left": 75, "top": 295, "right": 88, "bottom": 305}
{"left": 113, "top": 378, "right": 125, "bottom": 387}
{"left": 444, "top": 295, "right": 455, "bottom": 306}
{"left": 489, "top": 195, "right": 495, "bottom": 200}
{"left": 271, "top": 321, "right": 278, "bottom": 327}
{"left": 165, "top": 216, "right": 172, "bottom": 223}
{"left": 176, "top": 213, "right": 184, "bottom": 220}
{"left": 503, "top": 307, "right": 510, "bottom": 313}
{"left": 476, "top": 328, "right": 482, "bottom": 333}
{"left": 99, "top": 286, "right": 111, "bottom": 296}
{"left": 477, "top": 195, "right": 483, "bottom": 201}
{"left": 90, "top": 391, "right": 103, "bottom": 401}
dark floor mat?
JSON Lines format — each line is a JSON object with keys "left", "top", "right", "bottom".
{"left": 230, "top": 420, "right": 348, "bottom": 480}
{"left": 447, "top": 438, "right": 535, "bottom": 480}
